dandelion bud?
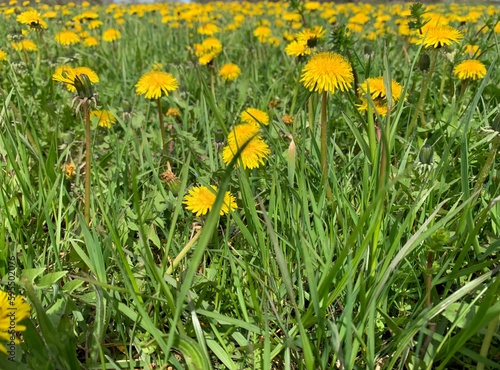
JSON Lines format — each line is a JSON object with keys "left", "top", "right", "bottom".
{"left": 418, "top": 53, "right": 431, "bottom": 72}
{"left": 74, "top": 73, "right": 94, "bottom": 99}
{"left": 160, "top": 168, "right": 181, "bottom": 196}
{"left": 419, "top": 144, "right": 434, "bottom": 165}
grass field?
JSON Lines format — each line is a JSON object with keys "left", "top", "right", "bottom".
{"left": 1, "top": 1, "right": 500, "bottom": 369}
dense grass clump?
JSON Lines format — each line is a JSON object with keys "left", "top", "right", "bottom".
{"left": 0, "top": 1, "right": 499, "bottom": 369}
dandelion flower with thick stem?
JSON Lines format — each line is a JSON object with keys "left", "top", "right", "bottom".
{"left": 222, "top": 124, "right": 270, "bottom": 169}
{"left": 454, "top": 59, "right": 486, "bottom": 80}
{"left": 300, "top": 52, "right": 354, "bottom": 94}
{"left": 219, "top": 63, "right": 241, "bottom": 81}
{"left": 416, "top": 25, "right": 463, "bottom": 49}
{"left": 183, "top": 185, "right": 237, "bottom": 216}
{"left": 241, "top": 108, "right": 269, "bottom": 126}
{"left": 52, "top": 66, "right": 99, "bottom": 92}
{"left": 91, "top": 109, "right": 116, "bottom": 128}
{"left": 135, "top": 70, "right": 178, "bottom": 100}
{"left": 17, "top": 9, "right": 47, "bottom": 30}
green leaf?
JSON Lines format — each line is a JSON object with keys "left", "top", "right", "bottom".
{"left": 38, "top": 271, "right": 68, "bottom": 288}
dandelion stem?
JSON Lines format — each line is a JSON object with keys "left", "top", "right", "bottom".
{"left": 157, "top": 97, "right": 168, "bottom": 160}
{"left": 166, "top": 227, "right": 203, "bottom": 275}
{"left": 83, "top": 101, "right": 91, "bottom": 226}
{"left": 407, "top": 50, "right": 438, "bottom": 138}
{"left": 320, "top": 91, "right": 332, "bottom": 199}
{"left": 471, "top": 136, "right": 500, "bottom": 199}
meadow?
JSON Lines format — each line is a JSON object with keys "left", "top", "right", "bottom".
{"left": 0, "top": 0, "right": 500, "bottom": 369}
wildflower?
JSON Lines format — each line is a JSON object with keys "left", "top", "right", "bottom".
{"left": 241, "top": 108, "right": 269, "bottom": 126}
{"left": 253, "top": 26, "right": 272, "bottom": 43}
{"left": 16, "top": 9, "right": 47, "bottom": 29}
{"left": 0, "top": 50, "right": 7, "bottom": 61}
{"left": 197, "top": 23, "right": 219, "bottom": 36}
{"left": 61, "top": 161, "right": 76, "bottom": 178}
{"left": 281, "top": 115, "right": 294, "bottom": 125}
{"left": 11, "top": 40, "right": 37, "bottom": 52}
{"left": 454, "top": 59, "right": 487, "bottom": 80}
{"left": 222, "top": 124, "right": 270, "bottom": 169}
{"left": 83, "top": 37, "right": 98, "bottom": 47}
{"left": 166, "top": 107, "right": 180, "bottom": 117}
{"left": 296, "top": 26, "right": 326, "bottom": 48}
{"left": 135, "top": 70, "right": 178, "bottom": 100}
{"left": 183, "top": 185, "right": 237, "bottom": 216}
{"left": 90, "top": 109, "right": 116, "bottom": 128}
{"left": 301, "top": 52, "right": 354, "bottom": 94}
{"left": 416, "top": 25, "right": 463, "bottom": 48}
{"left": 358, "top": 77, "right": 403, "bottom": 102}
{"left": 160, "top": 164, "right": 181, "bottom": 195}
{"left": 0, "top": 290, "right": 31, "bottom": 354}
{"left": 285, "top": 40, "right": 311, "bottom": 58}
{"left": 357, "top": 76, "right": 404, "bottom": 116}
{"left": 55, "top": 31, "right": 80, "bottom": 46}
{"left": 88, "top": 20, "right": 103, "bottom": 29}
{"left": 219, "top": 63, "right": 241, "bottom": 81}
{"left": 102, "top": 28, "right": 121, "bottom": 42}
{"left": 52, "top": 66, "right": 99, "bottom": 92}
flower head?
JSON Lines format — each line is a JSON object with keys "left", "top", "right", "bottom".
{"left": 135, "top": 71, "right": 178, "bottom": 100}
{"left": 0, "top": 290, "right": 31, "bottom": 354}
{"left": 62, "top": 161, "right": 76, "bottom": 179}
{"left": 11, "top": 40, "right": 37, "bottom": 51}
{"left": 296, "top": 26, "right": 326, "bottom": 48}
{"left": 0, "top": 49, "right": 8, "bottom": 61}
{"left": 454, "top": 59, "right": 487, "bottom": 80}
{"left": 222, "top": 124, "right": 270, "bottom": 169}
{"left": 55, "top": 31, "right": 80, "bottom": 46}
{"left": 17, "top": 9, "right": 47, "bottom": 29}
{"left": 241, "top": 108, "right": 269, "bottom": 126}
{"left": 183, "top": 185, "right": 236, "bottom": 216}
{"left": 301, "top": 52, "right": 354, "bottom": 94}
{"left": 417, "top": 25, "right": 463, "bottom": 48}
{"left": 357, "top": 76, "right": 404, "bottom": 116}
{"left": 102, "top": 28, "right": 121, "bottom": 42}
{"left": 53, "top": 66, "right": 99, "bottom": 92}
{"left": 91, "top": 109, "right": 116, "bottom": 128}
{"left": 285, "top": 40, "right": 311, "bottom": 58}
{"left": 219, "top": 63, "right": 241, "bottom": 81}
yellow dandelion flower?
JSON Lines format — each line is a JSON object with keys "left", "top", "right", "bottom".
{"left": 358, "top": 77, "right": 404, "bottom": 102}
{"left": 198, "top": 52, "right": 217, "bottom": 65}
{"left": 219, "top": 63, "right": 241, "bottom": 81}
{"left": 61, "top": 161, "right": 76, "bottom": 179}
{"left": 464, "top": 44, "right": 480, "bottom": 57}
{"left": 301, "top": 52, "right": 354, "bottom": 94}
{"left": 0, "top": 290, "right": 31, "bottom": 354}
{"left": 281, "top": 115, "right": 294, "bottom": 125}
{"left": 135, "top": 70, "right": 178, "bottom": 99}
{"left": 0, "top": 50, "right": 7, "bottom": 61}
{"left": 88, "top": 20, "right": 103, "bottom": 29}
{"left": 102, "top": 28, "right": 121, "bottom": 42}
{"left": 166, "top": 107, "right": 180, "bottom": 117}
{"left": 453, "top": 59, "right": 487, "bottom": 80}
{"left": 285, "top": 40, "right": 311, "bottom": 57}
{"left": 417, "top": 25, "right": 463, "bottom": 49}
{"left": 241, "top": 108, "right": 269, "bottom": 126}
{"left": 253, "top": 26, "right": 272, "bottom": 43}
{"left": 296, "top": 26, "right": 326, "bottom": 48}
{"left": 54, "top": 31, "right": 80, "bottom": 46}
{"left": 222, "top": 124, "right": 270, "bottom": 169}
{"left": 16, "top": 9, "right": 47, "bottom": 29}
{"left": 83, "top": 37, "right": 98, "bottom": 47}
{"left": 52, "top": 65, "right": 99, "bottom": 92}
{"left": 91, "top": 110, "right": 116, "bottom": 128}
{"left": 357, "top": 77, "right": 404, "bottom": 116}
{"left": 11, "top": 40, "right": 37, "bottom": 52}
{"left": 183, "top": 185, "right": 236, "bottom": 216}
{"left": 197, "top": 23, "right": 219, "bottom": 36}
